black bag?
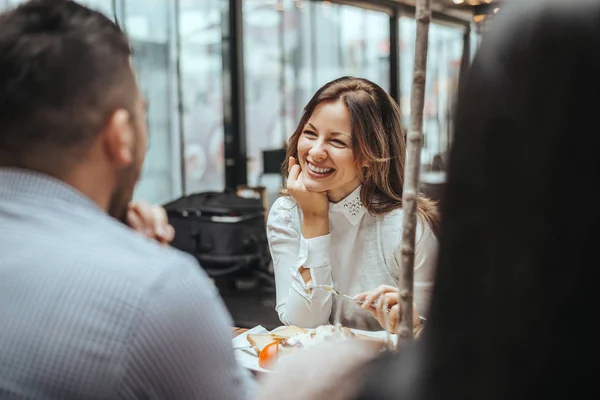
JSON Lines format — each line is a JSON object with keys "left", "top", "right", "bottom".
{"left": 164, "top": 191, "right": 271, "bottom": 277}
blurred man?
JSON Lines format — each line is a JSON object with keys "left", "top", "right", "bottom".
{"left": 0, "top": 1, "right": 252, "bottom": 398}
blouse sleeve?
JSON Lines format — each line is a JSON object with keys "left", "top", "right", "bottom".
{"left": 411, "top": 221, "right": 439, "bottom": 319}
{"left": 266, "top": 197, "right": 334, "bottom": 328}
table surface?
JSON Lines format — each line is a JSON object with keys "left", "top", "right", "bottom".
{"left": 232, "top": 326, "right": 423, "bottom": 338}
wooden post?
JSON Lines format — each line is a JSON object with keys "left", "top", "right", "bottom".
{"left": 397, "top": 0, "right": 431, "bottom": 345}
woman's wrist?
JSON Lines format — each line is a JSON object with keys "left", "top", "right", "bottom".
{"left": 302, "top": 215, "right": 329, "bottom": 239}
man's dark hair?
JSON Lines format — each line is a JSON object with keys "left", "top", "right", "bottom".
{"left": 0, "top": 0, "right": 136, "bottom": 168}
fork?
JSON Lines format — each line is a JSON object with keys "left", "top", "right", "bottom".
{"left": 309, "top": 284, "right": 359, "bottom": 302}
{"left": 309, "top": 284, "right": 387, "bottom": 311}
{"left": 310, "top": 284, "right": 393, "bottom": 345}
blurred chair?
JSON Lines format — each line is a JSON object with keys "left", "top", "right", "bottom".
{"left": 259, "top": 148, "right": 286, "bottom": 186}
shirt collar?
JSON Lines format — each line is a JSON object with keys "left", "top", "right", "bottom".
{"left": 329, "top": 185, "right": 366, "bottom": 226}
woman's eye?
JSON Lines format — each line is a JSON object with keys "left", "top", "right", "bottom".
{"left": 331, "top": 139, "right": 346, "bottom": 147}
{"left": 303, "top": 130, "right": 317, "bottom": 138}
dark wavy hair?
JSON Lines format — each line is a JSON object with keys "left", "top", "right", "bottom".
{"left": 357, "top": 1, "right": 600, "bottom": 399}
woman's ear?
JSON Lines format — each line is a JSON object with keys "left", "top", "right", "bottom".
{"left": 360, "top": 165, "right": 369, "bottom": 181}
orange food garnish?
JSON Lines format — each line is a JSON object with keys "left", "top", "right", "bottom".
{"left": 258, "top": 340, "right": 279, "bottom": 369}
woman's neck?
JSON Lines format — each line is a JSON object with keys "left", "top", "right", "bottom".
{"left": 327, "top": 182, "right": 361, "bottom": 203}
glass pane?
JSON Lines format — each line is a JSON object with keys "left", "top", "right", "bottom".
{"left": 0, "top": 0, "right": 181, "bottom": 204}
{"left": 243, "top": 0, "right": 285, "bottom": 188}
{"left": 243, "top": 0, "right": 390, "bottom": 202}
{"left": 400, "top": 17, "right": 464, "bottom": 169}
{"left": 125, "top": 0, "right": 180, "bottom": 204}
{"left": 77, "top": 0, "right": 114, "bottom": 17}
{"left": 179, "top": 0, "right": 226, "bottom": 193}
{"left": 315, "top": 2, "right": 390, "bottom": 90}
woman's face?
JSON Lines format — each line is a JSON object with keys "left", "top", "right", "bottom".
{"left": 297, "top": 100, "right": 361, "bottom": 202}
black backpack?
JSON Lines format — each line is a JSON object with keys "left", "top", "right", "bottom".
{"left": 163, "top": 191, "right": 271, "bottom": 279}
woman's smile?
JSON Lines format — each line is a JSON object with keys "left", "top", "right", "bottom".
{"left": 306, "top": 162, "right": 335, "bottom": 177}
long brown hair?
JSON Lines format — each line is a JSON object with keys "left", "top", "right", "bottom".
{"left": 282, "top": 76, "right": 439, "bottom": 235}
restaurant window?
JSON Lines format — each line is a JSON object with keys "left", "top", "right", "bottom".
{"left": 243, "top": 0, "right": 287, "bottom": 192}
{"left": 124, "top": 0, "right": 227, "bottom": 199}
{"left": 124, "top": 0, "right": 181, "bottom": 204}
{"left": 74, "top": 0, "right": 115, "bottom": 16}
{"left": 313, "top": 1, "right": 390, "bottom": 91}
{"left": 1, "top": 0, "right": 184, "bottom": 205}
{"left": 243, "top": 0, "right": 390, "bottom": 202}
{"left": 400, "top": 17, "right": 464, "bottom": 170}
{"left": 178, "top": 0, "right": 227, "bottom": 194}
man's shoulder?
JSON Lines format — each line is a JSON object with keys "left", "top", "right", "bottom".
{"left": 58, "top": 215, "right": 212, "bottom": 314}
{"left": 0, "top": 195, "right": 206, "bottom": 290}
{"left": 90, "top": 216, "right": 204, "bottom": 283}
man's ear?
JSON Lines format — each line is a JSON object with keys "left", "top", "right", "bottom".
{"left": 101, "top": 109, "right": 134, "bottom": 167}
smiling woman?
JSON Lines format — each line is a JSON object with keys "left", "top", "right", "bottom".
{"left": 267, "top": 76, "right": 440, "bottom": 332}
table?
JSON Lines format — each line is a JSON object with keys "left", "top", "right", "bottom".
{"left": 233, "top": 326, "right": 422, "bottom": 339}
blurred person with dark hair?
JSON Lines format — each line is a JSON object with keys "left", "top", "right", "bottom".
{"left": 0, "top": 1, "right": 252, "bottom": 398}
{"left": 258, "top": 0, "right": 600, "bottom": 398}
{"left": 356, "top": 0, "right": 600, "bottom": 398}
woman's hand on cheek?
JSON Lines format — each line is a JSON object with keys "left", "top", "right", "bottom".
{"left": 287, "top": 156, "right": 329, "bottom": 218}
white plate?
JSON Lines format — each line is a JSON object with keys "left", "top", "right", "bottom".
{"left": 231, "top": 325, "right": 397, "bottom": 373}
{"left": 232, "top": 325, "right": 271, "bottom": 373}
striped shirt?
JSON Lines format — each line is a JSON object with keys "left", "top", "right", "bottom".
{"left": 0, "top": 168, "right": 253, "bottom": 399}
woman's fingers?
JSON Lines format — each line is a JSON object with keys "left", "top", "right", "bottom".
{"left": 359, "top": 291, "right": 406, "bottom": 333}
{"left": 376, "top": 294, "right": 386, "bottom": 315}
{"left": 354, "top": 293, "right": 367, "bottom": 302}
{"left": 383, "top": 292, "right": 399, "bottom": 307}
{"left": 287, "top": 156, "right": 308, "bottom": 198}
{"left": 361, "top": 285, "right": 399, "bottom": 310}
{"left": 361, "top": 295, "right": 375, "bottom": 310}
{"left": 288, "top": 156, "right": 296, "bottom": 173}
{"left": 287, "top": 157, "right": 301, "bottom": 183}
{"left": 362, "top": 290, "right": 384, "bottom": 310}
{"left": 388, "top": 304, "right": 400, "bottom": 333}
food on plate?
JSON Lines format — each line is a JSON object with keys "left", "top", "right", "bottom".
{"left": 286, "top": 324, "right": 355, "bottom": 347}
{"left": 246, "top": 326, "right": 307, "bottom": 354}
{"left": 258, "top": 341, "right": 280, "bottom": 369}
{"left": 247, "top": 324, "right": 384, "bottom": 370}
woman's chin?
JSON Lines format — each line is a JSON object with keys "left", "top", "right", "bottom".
{"left": 303, "top": 180, "right": 329, "bottom": 193}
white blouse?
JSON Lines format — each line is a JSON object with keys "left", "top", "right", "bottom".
{"left": 266, "top": 185, "right": 438, "bottom": 331}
